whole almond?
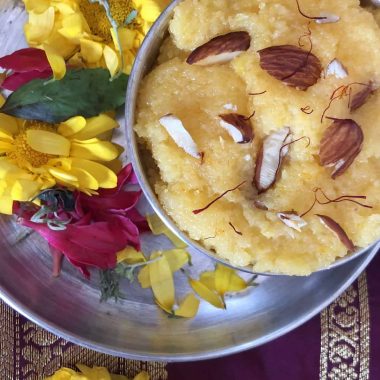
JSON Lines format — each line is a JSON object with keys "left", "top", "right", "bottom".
{"left": 187, "top": 31, "right": 251, "bottom": 66}
{"left": 319, "top": 118, "right": 363, "bottom": 178}
{"left": 258, "top": 45, "right": 322, "bottom": 90}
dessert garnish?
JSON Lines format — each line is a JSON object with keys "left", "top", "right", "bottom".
{"left": 350, "top": 81, "right": 375, "bottom": 112}
{"left": 218, "top": 112, "right": 254, "bottom": 143}
{"left": 295, "top": 0, "right": 339, "bottom": 24}
{"left": 277, "top": 211, "right": 307, "bottom": 232}
{"left": 301, "top": 105, "right": 314, "bottom": 114}
{"left": 229, "top": 222, "right": 243, "bottom": 236}
{"left": 326, "top": 58, "right": 348, "bottom": 79}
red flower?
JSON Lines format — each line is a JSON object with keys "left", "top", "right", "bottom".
{"left": 17, "top": 164, "right": 148, "bottom": 277}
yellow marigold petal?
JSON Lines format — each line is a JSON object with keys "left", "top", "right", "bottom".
{"left": 58, "top": 13, "right": 85, "bottom": 40}
{"left": 58, "top": 116, "right": 87, "bottom": 137}
{"left": 0, "top": 196, "right": 14, "bottom": 215}
{"left": 76, "top": 364, "right": 112, "bottom": 380}
{"left": 112, "top": 27, "right": 137, "bottom": 51}
{"left": 24, "top": 7, "right": 55, "bottom": 45}
{"left": 53, "top": 1, "right": 78, "bottom": 16}
{"left": 214, "top": 264, "right": 234, "bottom": 296}
{"left": 70, "top": 139, "right": 119, "bottom": 162}
{"left": 69, "top": 167, "right": 98, "bottom": 190}
{"left": 227, "top": 271, "right": 248, "bottom": 292}
{"left": 73, "top": 114, "right": 118, "bottom": 140}
{"left": 23, "top": 0, "right": 50, "bottom": 13}
{"left": 26, "top": 130, "right": 70, "bottom": 156}
{"left": 163, "top": 249, "right": 190, "bottom": 272}
{"left": 117, "top": 247, "right": 146, "bottom": 264}
{"left": 147, "top": 214, "right": 187, "bottom": 248}
{"left": 44, "top": 367, "right": 80, "bottom": 380}
{"left": 0, "top": 114, "right": 19, "bottom": 136}
{"left": 43, "top": 44, "right": 66, "bottom": 80}
{"left": 11, "top": 179, "right": 40, "bottom": 201}
{"left": 149, "top": 255, "right": 175, "bottom": 311}
{"left": 45, "top": 30, "right": 77, "bottom": 59}
{"left": 80, "top": 38, "right": 103, "bottom": 64}
{"left": 175, "top": 293, "right": 200, "bottom": 318}
{"left": 103, "top": 45, "right": 120, "bottom": 77}
{"left": 0, "top": 138, "right": 14, "bottom": 151}
{"left": 199, "top": 271, "right": 216, "bottom": 291}
{"left": 140, "top": 0, "right": 161, "bottom": 22}
{"left": 71, "top": 158, "right": 117, "bottom": 188}
{"left": 133, "top": 371, "right": 150, "bottom": 380}
{"left": 189, "top": 278, "right": 225, "bottom": 309}
{"left": 137, "top": 265, "right": 150, "bottom": 288}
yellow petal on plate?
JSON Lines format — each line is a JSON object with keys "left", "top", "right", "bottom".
{"left": 199, "top": 271, "right": 216, "bottom": 291}
{"left": 43, "top": 44, "right": 66, "bottom": 80}
{"left": 189, "top": 278, "right": 225, "bottom": 309}
{"left": 0, "top": 114, "right": 19, "bottom": 135}
{"left": 69, "top": 167, "right": 98, "bottom": 190}
{"left": 58, "top": 116, "right": 86, "bottom": 137}
{"left": 23, "top": 0, "right": 50, "bottom": 13}
{"left": 227, "top": 271, "right": 248, "bottom": 292}
{"left": 137, "top": 265, "right": 150, "bottom": 288}
{"left": 70, "top": 139, "right": 119, "bottom": 161}
{"left": 163, "top": 249, "right": 190, "bottom": 272}
{"left": 215, "top": 264, "right": 234, "bottom": 296}
{"left": 24, "top": 6, "right": 55, "bottom": 44}
{"left": 113, "top": 27, "right": 137, "bottom": 51}
{"left": 48, "top": 167, "right": 78, "bottom": 184}
{"left": 0, "top": 140, "right": 14, "bottom": 153}
{"left": 73, "top": 114, "right": 118, "bottom": 140}
{"left": 139, "top": 0, "right": 161, "bottom": 22}
{"left": 26, "top": 130, "right": 70, "bottom": 156}
{"left": 80, "top": 38, "right": 103, "bottom": 64}
{"left": 174, "top": 293, "right": 200, "bottom": 318}
{"left": 0, "top": 196, "right": 14, "bottom": 215}
{"left": 103, "top": 45, "right": 120, "bottom": 77}
{"left": 76, "top": 364, "right": 112, "bottom": 380}
{"left": 147, "top": 214, "right": 187, "bottom": 248}
{"left": 117, "top": 247, "right": 146, "bottom": 264}
{"left": 149, "top": 255, "right": 175, "bottom": 312}
{"left": 133, "top": 371, "right": 150, "bottom": 380}
{"left": 71, "top": 158, "right": 117, "bottom": 188}
{"left": 11, "top": 179, "right": 40, "bottom": 201}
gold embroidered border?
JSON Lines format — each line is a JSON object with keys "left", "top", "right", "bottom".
{"left": 0, "top": 300, "right": 168, "bottom": 380}
{"left": 319, "top": 272, "right": 370, "bottom": 380}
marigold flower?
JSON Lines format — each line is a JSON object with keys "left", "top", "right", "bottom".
{"left": 23, "top": 0, "right": 170, "bottom": 77}
{"left": 0, "top": 98, "right": 121, "bottom": 214}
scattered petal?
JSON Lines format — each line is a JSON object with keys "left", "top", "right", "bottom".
{"left": 189, "top": 278, "right": 225, "bottom": 309}
{"left": 175, "top": 293, "right": 200, "bottom": 318}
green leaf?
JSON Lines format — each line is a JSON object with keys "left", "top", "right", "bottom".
{"left": 0, "top": 68, "right": 128, "bottom": 123}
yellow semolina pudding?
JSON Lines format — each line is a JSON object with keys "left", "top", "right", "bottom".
{"left": 134, "top": 0, "right": 380, "bottom": 275}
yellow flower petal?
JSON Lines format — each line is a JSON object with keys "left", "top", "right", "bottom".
{"left": 80, "top": 38, "right": 103, "bottom": 64}
{"left": 149, "top": 255, "right": 175, "bottom": 311}
{"left": 44, "top": 367, "right": 80, "bottom": 380}
{"left": 71, "top": 158, "right": 117, "bottom": 188}
{"left": 11, "top": 179, "right": 40, "bottom": 201}
{"left": 24, "top": 6, "right": 55, "bottom": 44}
{"left": 133, "top": 371, "right": 150, "bottom": 380}
{"left": 23, "top": 0, "right": 50, "bottom": 13}
{"left": 69, "top": 166, "right": 98, "bottom": 190}
{"left": 58, "top": 116, "right": 87, "bottom": 137}
{"left": 43, "top": 44, "right": 66, "bottom": 80}
{"left": 0, "top": 140, "right": 14, "bottom": 153}
{"left": 199, "top": 271, "right": 216, "bottom": 291}
{"left": 137, "top": 265, "right": 150, "bottom": 288}
{"left": 147, "top": 214, "right": 187, "bottom": 248}
{"left": 189, "top": 278, "right": 225, "bottom": 309}
{"left": 58, "top": 13, "right": 85, "bottom": 40}
{"left": 70, "top": 139, "right": 119, "bottom": 161}
{"left": 103, "top": 45, "right": 120, "bottom": 77}
{"left": 163, "top": 249, "right": 190, "bottom": 272}
{"left": 227, "top": 271, "right": 248, "bottom": 292}
{"left": 214, "top": 264, "right": 234, "bottom": 296}
{"left": 117, "top": 247, "right": 146, "bottom": 264}
{"left": 26, "top": 130, "right": 71, "bottom": 156}
{"left": 72, "top": 114, "right": 118, "bottom": 140}
{"left": 174, "top": 293, "right": 200, "bottom": 318}
{"left": 0, "top": 113, "right": 19, "bottom": 135}
{"left": 76, "top": 364, "right": 112, "bottom": 380}
{"left": 48, "top": 167, "right": 78, "bottom": 184}
{"left": 112, "top": 27, "right": 137, "bottom": 51}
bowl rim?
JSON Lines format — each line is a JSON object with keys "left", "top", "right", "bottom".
{"left": 125, "top": 0, "right": 379, "bottom": 276}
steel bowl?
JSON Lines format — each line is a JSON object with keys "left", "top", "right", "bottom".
{"left": 0, "top": 0, "right": 379, "bottom": 362}
{"left": 126, "top": 0, "right": 380, "bottom": 275}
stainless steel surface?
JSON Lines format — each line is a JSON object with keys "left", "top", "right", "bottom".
{"left": 0, "top": 0, "right": 379, "bottom": 363}
{"left": 126, "top": 0, "right": 380, "bottom": 275}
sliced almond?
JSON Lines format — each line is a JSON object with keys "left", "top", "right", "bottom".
{"left": 159, "top": 114, "right": 201, "bottom": 159}
{"left": 219, "top": 113, "right": 253, "bottom": 143}
{"left": 326, "top": 59, "right": 348, "bottom": 79}
{"left": 319, "top": 118, "right": 363, "bottom": 178}
{"left": 254, "top": 200, "right": 269, "bottom": 211}
{"left": 258, "top": 45, "right": 322, "bottom": 90}
{"left": 186, "top": 31, "right": 251, "bottom": 66}
{"left": 254, "top": 127, "right": 292, "bottom": 194}
{"left": 277, "top": 212, "right": 307, "bottom": 232}
{"left": 315, "top": 13, "right": 340, "bottom": 24}
{"left": 350, "top": 82, "right": 375, "bottom": 112}
{"left": 317, "top": 214, "right": 355, "bottom": 252}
